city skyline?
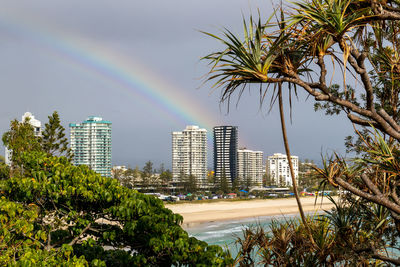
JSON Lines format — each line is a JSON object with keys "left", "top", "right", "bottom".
{"left": 2, "top": 111, "right": 311, "bottom": 171}
{"left": 2, "top": 112, "right": 302, "bottom": 187}
{"left": 0, "top": 0, "right": 354, "bottom": 169}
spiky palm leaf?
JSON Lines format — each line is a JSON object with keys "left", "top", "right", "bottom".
{"left": 202, "top": 13, "right": 310, "bottom": 104}
{"left": 290, "top": 0, "right": 373, "bottom": 50}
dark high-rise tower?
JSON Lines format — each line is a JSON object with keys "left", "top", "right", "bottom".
{"left": 213, "top": 126, "right": 238, "bottom": 183}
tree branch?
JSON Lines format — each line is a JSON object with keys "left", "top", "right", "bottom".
{"left": 371, "top": 245, "right": 400, "bottom": 265}
{"left": 392, "top": 182, "right": 400, "bottom": 206}
{"left": 267, "top": 76, "right": 373, "bottom": 119}
{"left": 375, "top": 9, "right": 400, "bottom": 20}
{"left": 68, "top": 223, "right": 91, "bottom": 247}
{"left": 349, "top": 48, "right": 375, "bottom": 110}
{"left": 336, "top": 177, "right": 400, "bottom": 215}
{"left": 370, "top": 112, "right": 400, "bottom": 140}
{"left": 46, "top": 231, "right": 51, "bottom": 251}
{"left": 269, "top": 74, "right": 400, "bottom": 140}
{"left": 22, "top": 233, "right": 45, "bottom": 249}
{"left": 347, "top": 113, "right": 380, "bottom": 128}
{"left": 317, "top": 54, "right": 327, "bottom": 88}
{"left": 377, "top": 108, "right": 400, "bottom": 132}
{"left": 360, "top": 173, "right": 383, "bottom": 196}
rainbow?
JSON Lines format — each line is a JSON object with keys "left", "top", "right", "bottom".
{"left": 0, "top": 10, "right": 223, "bottom": 140}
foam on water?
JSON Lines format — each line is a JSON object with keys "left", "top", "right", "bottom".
{"left": 186, "top": 213, "right": 302, "bottom": 255}
{"left": 195, "top": 226, "right": 244, "bottom": 240}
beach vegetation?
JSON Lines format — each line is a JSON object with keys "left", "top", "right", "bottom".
{"left": 41, "top": 111, "right": 71, "bottom": 159}
{"left": 231, "top": 177, "right": 239, "bottom": 191}
{"left": 0, "top": 113, "right": 234, "bottom": 265}
{"left": 202, "top": 0, "right": 400, "bottom": 263}
{"left": 263, "top": 173, "right": 274, "bottom": 187}
{"left": 2, "top": 111, "right": 71, "bottom": 173}
{"left": 219, "top": 171, "right": 230, "bottom": 193}
{"left": 114, "top": 166, "right": 141, "bottom": 189}
{"left": 0, "top": 151, "right": 233, "bottom": 266}
{"left": 2, "top": 117, "right": 43, "bottom": 172}
{"left": 234, "top": 187, "right": 397, "bottom": 265}
{"left": 159, "top": 168, "right": 173, "bottom": 184}
{"left": 235, "top": 207, "right": 382, "bottom": 266}
{"left": 113, "top": 164, "right": 173, "bottom": 194}
{"left": 0, "top": 162, "right": 9, "bottom": 180}
{"left": 185, "top": 174, "right": 198, "bottom": 193}
{"left": 298, "top": 160, "right": 320, "bottom": 191}
{"left": 141, "top": 160, "right": 154, "bottom": 191}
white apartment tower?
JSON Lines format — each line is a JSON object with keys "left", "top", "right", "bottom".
{"left": 70, "top": 116, "right": 112, "bottom": 177}
{"left": 5, "top": 112, "right": 42, "bottom": 166}
{"left": 172, "top": 125, "right": 207, "bottom": 185}
{"left": 237, "top": 149, "right": 264, "bottom": 186}
{"left": 267, "top": 153, "right": 299, "bottom": 186}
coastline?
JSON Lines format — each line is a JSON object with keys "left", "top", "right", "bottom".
{"left": 165, "top": 197, "right": 336, "bottom": 228}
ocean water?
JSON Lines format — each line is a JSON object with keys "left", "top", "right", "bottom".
{"left": 186, "top": 213, "right": 300, "bottom": 257}
{"left": 187, "top": 212, "right": 400, "bottom": 264}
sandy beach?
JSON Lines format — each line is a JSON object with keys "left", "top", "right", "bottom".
{"left": 166, "top": 197, "right": 336, "bottom": 227}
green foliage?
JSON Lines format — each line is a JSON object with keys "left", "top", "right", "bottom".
{"left": 185, "top": 174, "right": 198, "bottom": 193}
{"left": 0, "top": 152, "right": 233, "bottom": 266}
{"left": 141, "top": 160, "right": 154, "bottom": 190}
{"left": 219, "top": 173, "right": 229, "bottom": 193}
{"left": 0, "top": 162, "right": 9, "bottom": 180}
{"left": 159, "top": 169, "right": 172, "bottom": 184}
{"left": 298, "top": 160, "right": 320, "bottom": 190}
{"left": 112, "top": 168, "right": 128, "bottom": 186}
{"left": 0, "top": 155, "right": 9, "bottom": 180}
{"left": 122, "top": 166, "right": 142, "bottom": 189}
{"left": 234, "top": 203, "right": 390, "bottom": 266}
{"left": 314, "top": 85, "right": 360, "bottom": 116}
{"left": 243, "top": 176, "right": 253, "bottom": 191}
{"left": 142, "top": 160, "right": 153, "bottom": 178}
{"left": 263, "top": 173, "right": 272, "bottom": 187}
{"left": 2, "top": 111, "right": 71, "bottom": 173}
{"left": 231, "top": 177, "right": 239, "bottom": 192}
{"left": 41, "top": 111, "right": 71, "bottom": 159}
{"left": 2, "top": 118, "right": 42, "bottom": 170}
{"left": 202, "top": 0, "right": 400, "bottom": 263}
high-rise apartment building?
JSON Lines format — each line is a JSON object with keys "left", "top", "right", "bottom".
{"left": 5, "top": 112, "right": 42, "bottom": 166}
{"left": 172, "top": 125, "right": 207, "bottom": 185}
{"left": 267, "top": 153, "right": 298, "bottom": 186}
{"left": 213, "top": 126, "right": 238, "bottom": 183}
{"left": 70, "top": 116, "right": 112, "bottom": 177}
{"left": 237, "top": 149, "right": 264, "bottom": 186}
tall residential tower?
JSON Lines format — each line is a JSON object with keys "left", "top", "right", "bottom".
{"left": 213, "top": 126, "right": 238, "bottom": 183}
{"left": 237, "top": 149, "right": 264, "bottom": 186}
{"left": 267, "top": 153, "right": 298, "bottom": 186}
{"left": 70, "top": 116, "right": 112, "bottom": 177}
{"left": 172, "top": 125, "right": 207, "bottom": 185}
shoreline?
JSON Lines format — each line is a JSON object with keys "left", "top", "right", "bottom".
{"left": 165, "top": 197, "right": 336, "bottom": 228}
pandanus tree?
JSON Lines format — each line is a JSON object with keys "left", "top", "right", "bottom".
{"left": 203, "top": 0, "right": 400, "bottom": 264}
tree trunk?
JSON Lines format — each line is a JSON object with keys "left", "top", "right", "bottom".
{"left": 278, "top": 83, "right": 315, "bottom": 245}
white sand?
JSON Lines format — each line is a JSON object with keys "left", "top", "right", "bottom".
{"left": 165, "top": 197, "right": 335, "bottom": 227}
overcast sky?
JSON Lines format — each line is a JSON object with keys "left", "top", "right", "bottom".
{"left": 0, "top": 0, "right": 354, "bottom": 169}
